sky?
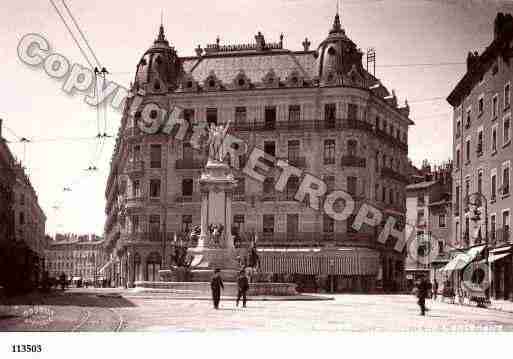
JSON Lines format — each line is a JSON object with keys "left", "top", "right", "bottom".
{"left": 2, "top": 0, "right": 513, "bottom": 236}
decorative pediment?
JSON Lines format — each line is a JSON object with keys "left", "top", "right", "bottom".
{"left": 262, "top": 68, "right": 280, "bottom": 88}
{"left": 203, "top": 70, "right": 223, "bottom": 91}
{"left": 321, "top": 70, "right": 343, "bottom": 86}
{"left": 179, "top": 73, "right": 199, "bottom": 92}
{"left": 285, "top": 69, "right": 305, "bottom": 87}
{"left": 233, "top": 70, "right": 252, "bottom": 89}
{"left": 345, "top": 65, "right": 364, "bottom": 87}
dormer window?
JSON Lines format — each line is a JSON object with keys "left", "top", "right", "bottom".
{"left": 154, "top": 81, "right": 161, "bottom": 90}
{"left": 327, "top": 47, "right": 336, "bottom": 56}
{"left": 262, "top": 69, "right": 279, "bottom": 88}
{"left": 155, "top": 56, "right": 162, "bottom": 65}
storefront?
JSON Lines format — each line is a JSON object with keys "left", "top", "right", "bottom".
{"left": 440, "top": 245, "right": 486, "bottom": 295}
{"left": 257, "top": 247, "right": 382, "bottom": 293}
{"left": 488, "top": 246, "right": 512, "bottom": 300}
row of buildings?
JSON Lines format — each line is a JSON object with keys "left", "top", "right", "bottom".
{"left": 405, "top": 12, "right": 513, "bottom": 301}
{"left": 44, "top": 233, "right": 107, "bottom": 284}
{"left": 102, "top": 11, "right": 414, "bottom": 292}
{"left": 0, "top": 119, "right": 47, "bottom": 292}
{"left": 444, "top": 12, "right": 513, "bottom": 300}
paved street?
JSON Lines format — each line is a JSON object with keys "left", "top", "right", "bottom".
{"left": 1, "top": 289, "right": 513, "bottom": 332}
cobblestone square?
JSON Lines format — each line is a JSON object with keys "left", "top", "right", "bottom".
{"left": 1, "top": 289, "right": 513, "bottom": 332}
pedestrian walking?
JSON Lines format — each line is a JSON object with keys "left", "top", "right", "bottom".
{"left": 432, "top": 279, "right": 438, "bottom": 300}
{"left": 236, "top": 270, "right": 249, "bottom": 308}
{"left": 416, "top": 277, "right": 430, "bottom": 316}
{"left": 210, "top": 268, "right": 224, "bottom": 309}
{"left": 59, "top": 272, "right": 66, "bottom": 291}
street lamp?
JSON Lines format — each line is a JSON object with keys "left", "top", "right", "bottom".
{"left": 465, "top": 192, "right": 491, "bottom": 301}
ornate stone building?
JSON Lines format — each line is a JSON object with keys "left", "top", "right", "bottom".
{"left": 45, "top": 234, "right": 106, "bottom": 283}
{"left": 103, "top": 11, "right": 413, "bottom": 292}
{"left": 447, "top": 12, "right": 513, "bottom": 300}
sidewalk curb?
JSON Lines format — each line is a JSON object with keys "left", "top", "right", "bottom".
{"left": 121, "top": 295, "right": 334, "bottom": 301}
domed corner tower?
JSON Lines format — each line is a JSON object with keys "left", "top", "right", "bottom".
{"left": 316, "top": 11, "right": 366, "bottom": 87}
{"left": 133, "top": 24, "right": 184, "bottom": 95}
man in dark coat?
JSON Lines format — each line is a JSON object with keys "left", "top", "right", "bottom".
{"left": 416, "top": 277, "right": 430, "bottom": 316}
{"left": 236, "top": 270, "right": 249, "bottom": 308}
{"left": 59, "top": 272, "right": 66, "bottom": 291}
{"left": 210, "top": 269, "right": 224, "bottom": 309}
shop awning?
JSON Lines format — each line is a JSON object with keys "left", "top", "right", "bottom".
{"left": 477, "top": 252, "right": 511, "bottom": 264}
{"left": 489, "top": 252, "right": 510, "bottom": 263}
{"left": 259, "top": 249, "right": 380, "bottom": 276}
{"left": 491, "top": 246, "right": 511, "bottom": 254}
{"left": 440, "top": 245, "right": 486, "bottom": 272}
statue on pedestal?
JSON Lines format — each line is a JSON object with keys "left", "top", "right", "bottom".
{"left": 207, "top": 120, "right": 232, "bottom": 163}
{"left": 208, "top": 223, "right": 225, "bottom": 247}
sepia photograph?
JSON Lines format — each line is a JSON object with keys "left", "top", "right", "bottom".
{"left": 1, "top": 0, "right": 513, "bottom": 356}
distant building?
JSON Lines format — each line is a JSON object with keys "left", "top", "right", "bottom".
{"left": 405, "top": 160, "right": 453, "bottom": 290}
{"left": 44, "top": 234, "right": 107, "bottom": 282}
{"left": 104, "top": 10, "right": 413, "bottom": 292}
{"left": 447, "top": 12, "right": 513, "bottom": 300}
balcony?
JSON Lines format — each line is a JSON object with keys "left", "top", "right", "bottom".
{"left": 123, "top": 127, "right": 144, "bottom": 139}
{"left": 120, "top": 231, "right": 165, "bottom": 243}
{"left": 381, "top": 166, "right": 409, "bottom": 183}
{"left": 233, "top": 193, "right": 247, "bottom": 202}
{"left": 250, "top": 232, "right": 375, "bottom": 247}
{"left": 340, "top": 155, "right": 366, "bottom": 168}
{"left": 228, "top": 118, "right": 408, "bottom": 152}
{"left": 175, "top": 194, "right": 201, "bottom": 203}
{"left": 175, "top": 158, "right": 206, "bottom": 170}
{"left": 281, "top": 157, "right": 307, "bottom": 168}
{"left": 125, "top": 196, "right": 145, "bottom": 210}
{"left": 260, "top": 193, "right": 277, "bottom": 202}
{"left": 124, "top": 160, "right": 144, "bottom": 176}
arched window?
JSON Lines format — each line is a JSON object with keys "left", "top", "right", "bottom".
{"left": 146, "top": 252, "right": 162, "bottom": 282}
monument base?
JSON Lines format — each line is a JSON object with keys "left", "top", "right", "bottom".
{"left": 134, "top": 281, "right": 299, "bottom": 296}
{"left": 187, "top": 247, "right": 240, "bottom": 271}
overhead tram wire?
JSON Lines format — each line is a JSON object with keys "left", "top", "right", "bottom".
{"left": 61, "top": 0, "right": 103, "bottom": 69}
{"left": 48, "top": 0, "right": 95, "bottom": 69}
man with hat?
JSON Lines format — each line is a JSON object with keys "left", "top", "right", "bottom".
{"left": 210, "top": 269, "right": 224, "bottom": 309}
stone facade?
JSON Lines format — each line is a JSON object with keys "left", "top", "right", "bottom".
{"left": 405, "top": 161, "right": 453, "bottom": 289}
{"left": 104, "top": 12, "right": 413, "bottom": 292}
{"left": 44, "top": 234, "right": 106, "bottom": 282}
{"left": 447, "top": 12, "right": 513, "bottom": 300}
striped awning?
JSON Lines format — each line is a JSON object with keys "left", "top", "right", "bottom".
{"left": 259, "top": 250, "right": 379, "bottom": 276}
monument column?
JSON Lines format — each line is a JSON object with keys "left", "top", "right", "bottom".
{"left": 225, "top": 190, "right": 234, "bottom": 250}
{"left": 199, "top": 188, "right": 209, "bottom": 249}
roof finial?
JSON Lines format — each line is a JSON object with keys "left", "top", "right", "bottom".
{"left": 330, "top": 1, "right": 342, "bottom": 34}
